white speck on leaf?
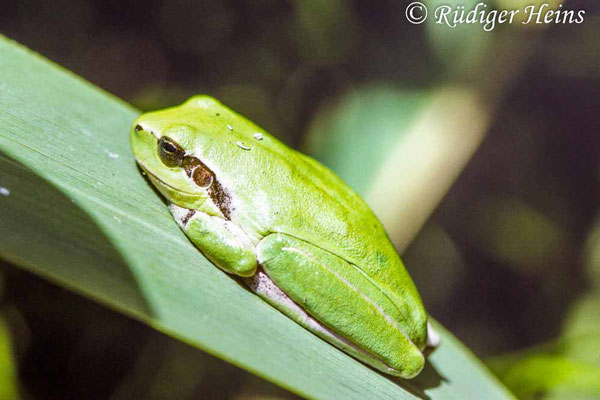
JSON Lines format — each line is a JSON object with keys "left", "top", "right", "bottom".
{"left": 0, "top": 187, "right": 10, "bottom": 196}
{"left": 253, "top": 132, "right": 263, "bottom": 140}
{"left": 113, "top": 216, "right": 122, "bottom": 223}
{"left": 236, "top": 141, "right": 251, "bottom": 151}
{"left": 227, "top": 124, "right": 233, "bottom": 131}
{"left": 106, "top": 150, "right": 119, "bottom": 159}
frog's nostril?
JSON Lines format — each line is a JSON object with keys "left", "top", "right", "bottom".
{"left": 135, "top": 124, "right": 143, "bottom": 132}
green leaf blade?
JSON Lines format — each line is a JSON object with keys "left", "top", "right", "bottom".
{"left": 0, "top": 36, "right": 513, "bottom": 400}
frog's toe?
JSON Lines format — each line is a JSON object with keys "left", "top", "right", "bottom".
{"left": 425, "top": 321, "right": 441, "bottom": 354}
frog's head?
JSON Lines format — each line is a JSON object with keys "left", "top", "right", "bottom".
{"left": 130, "top": 96, "right": 234, "bottom": 218}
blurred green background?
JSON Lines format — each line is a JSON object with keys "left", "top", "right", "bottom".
{"left": 1, "top": 0, "right": 599, "bottom": 399}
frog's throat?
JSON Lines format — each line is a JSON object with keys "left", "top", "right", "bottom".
{"left": 243, "top": 269, "right": 429, "bottom": 378}
{"left": 169, "top": 203, "right": 197, "bottom": 227}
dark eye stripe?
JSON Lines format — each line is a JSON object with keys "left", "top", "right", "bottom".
{"left": 181, "top": 155, "right": 231, "bottom": 219}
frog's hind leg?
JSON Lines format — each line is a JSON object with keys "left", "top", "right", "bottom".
{"left": 242, "top": 268, "right": 390, "bottom": 371}
{"left": 251, "top": 232, "right": 425, "bottom": 379}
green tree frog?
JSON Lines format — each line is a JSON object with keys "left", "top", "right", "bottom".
{"left": 130, "top": 96, "right": 439, "bottom": 378}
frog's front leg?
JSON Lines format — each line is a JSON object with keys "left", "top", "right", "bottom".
{"left": 169, "top": 204, "right": 257, "bottom": 277}
{"left": 256, "top": 233, "right": 425, "bottom": 378}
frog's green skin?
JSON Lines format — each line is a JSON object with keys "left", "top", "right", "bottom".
{"left": 130, "top": 96, "right": 439, "bottom": 378}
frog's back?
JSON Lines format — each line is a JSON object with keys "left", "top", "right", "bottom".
{"left": 245, "top": 140, "right": 427, "bottom": 348}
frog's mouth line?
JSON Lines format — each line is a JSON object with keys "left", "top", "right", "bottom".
{"left": 136, "top": 159, "right": 197, "bottom": 196}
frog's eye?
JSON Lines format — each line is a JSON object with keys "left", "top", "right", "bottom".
{"left": 158, "top": 136, "right": 185, "bottom": 168}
